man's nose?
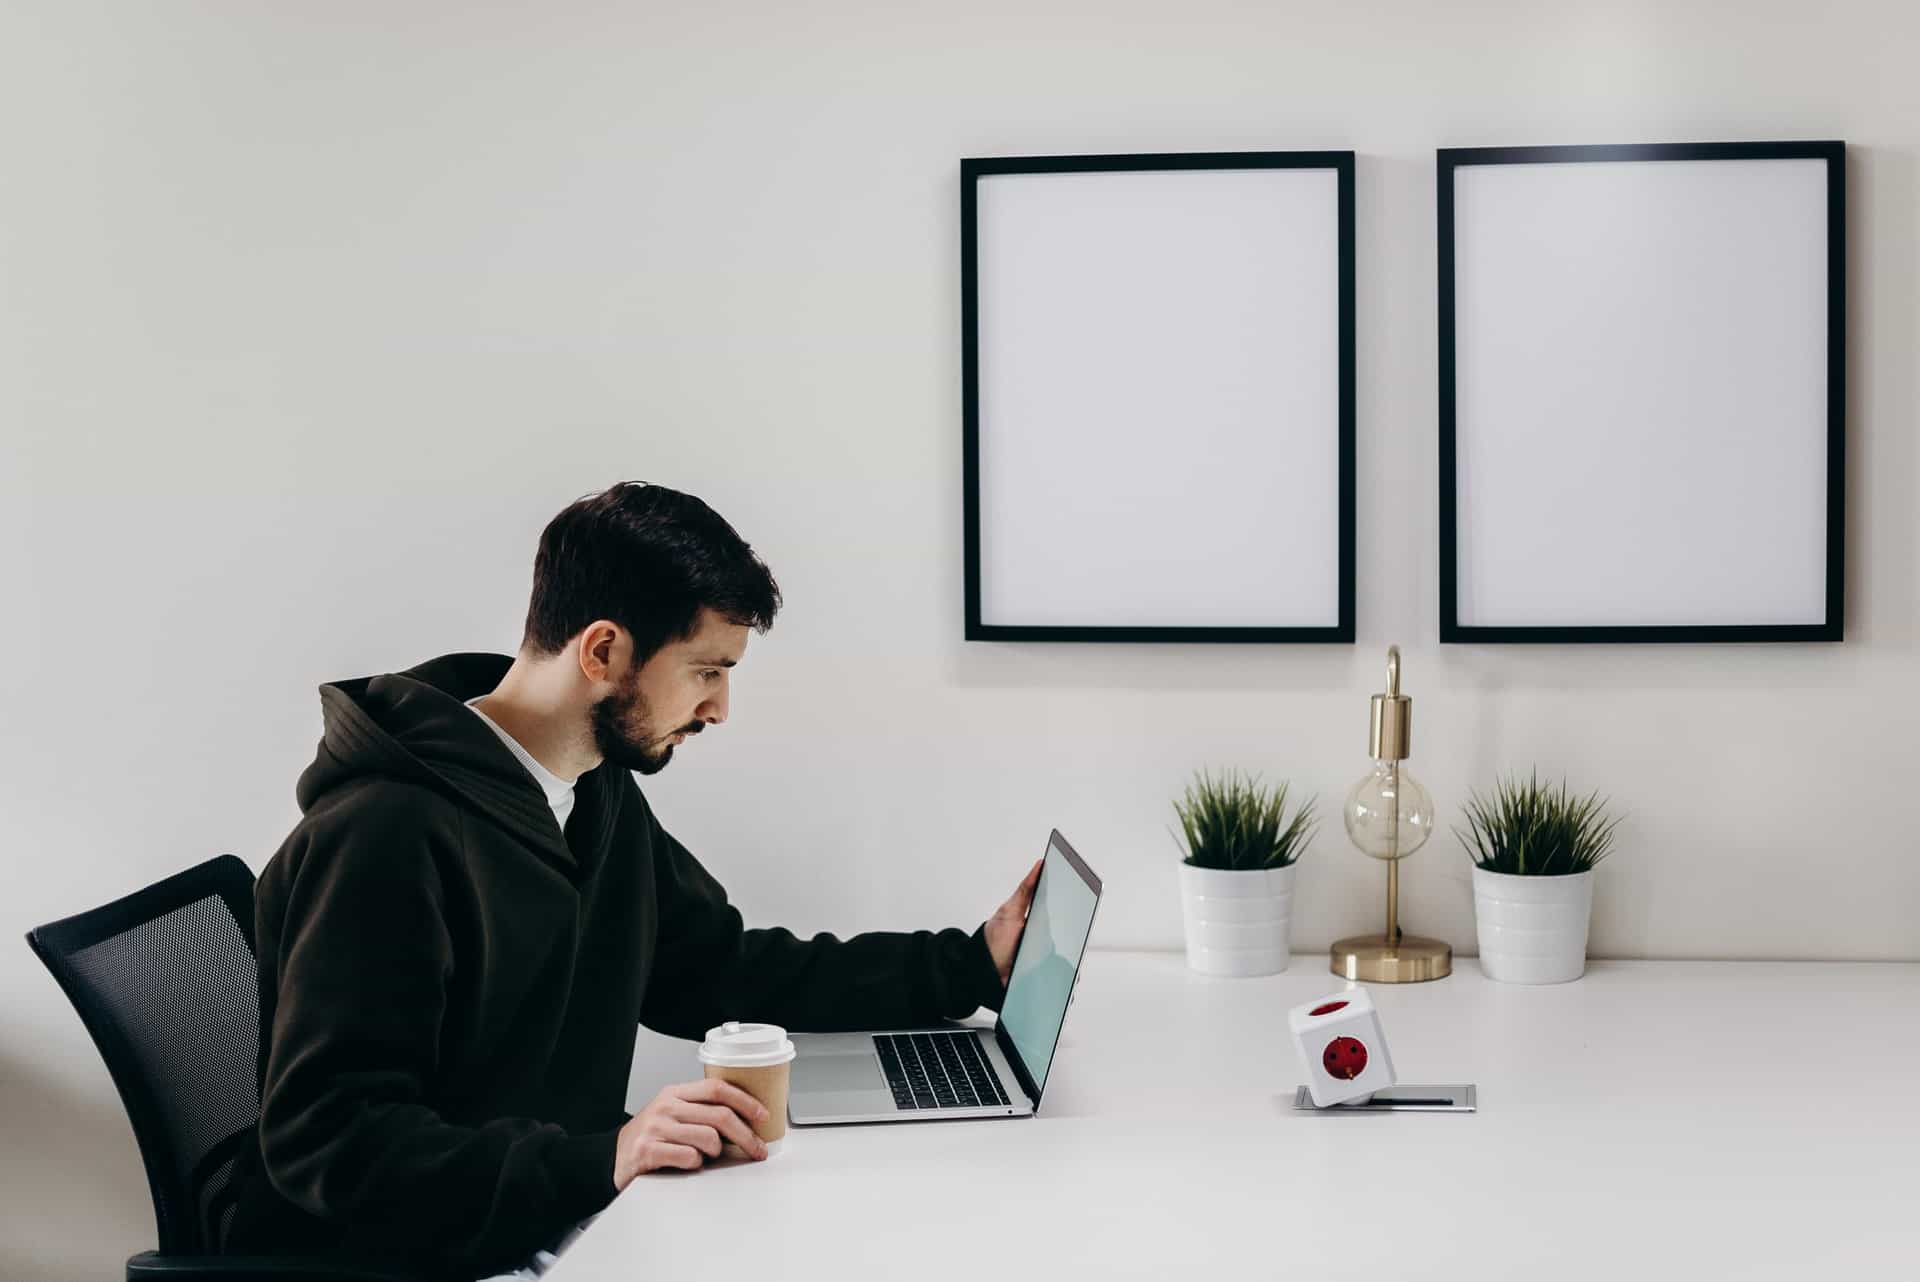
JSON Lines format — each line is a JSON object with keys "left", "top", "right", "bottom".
{"left": 699, "top": 682, "right": 729, "bottom": 726}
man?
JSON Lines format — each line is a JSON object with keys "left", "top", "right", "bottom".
{"left": 221, "top": 483, "right": 1041, "bottom": 1280}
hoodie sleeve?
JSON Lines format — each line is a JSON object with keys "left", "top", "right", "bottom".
{"left": 256, "top": 788, "right": 618, "bottom": 1274}
{"left": 637, "top": 808, "right": 1008, "bottom": 1040}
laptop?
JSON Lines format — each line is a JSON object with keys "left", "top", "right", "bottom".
{"left": 787, "top": 829, "right": 1101, "bottom": 1125}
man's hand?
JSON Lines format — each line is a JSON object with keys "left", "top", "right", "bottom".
{"left": 612, "top": 1079, "right": 769, "bottom": 1189}
{"left": 984, "top": 859, "right": 1043, "bottom": 988}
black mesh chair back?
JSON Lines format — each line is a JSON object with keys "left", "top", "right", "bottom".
{"left": 27, "top": 854, "right": 262, "bottom": 1257}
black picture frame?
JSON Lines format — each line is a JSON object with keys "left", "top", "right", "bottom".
{"left": 962, "top": 151, "right": 1356, "bottom": 643}
{"left": 1437, "top": 140, "right": 1846, "bottom": 644}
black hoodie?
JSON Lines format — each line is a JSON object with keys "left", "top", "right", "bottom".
{"left": 221, "top": 654, "right": 1006, "bottom": 1279}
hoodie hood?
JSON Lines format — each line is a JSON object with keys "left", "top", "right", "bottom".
{"left": 296, "top": 652, "right": 615, "bottom": 876}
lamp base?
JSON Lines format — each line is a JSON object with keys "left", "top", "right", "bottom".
{"left": 1329, "top": 933, "right": 1452, "bottom": 983}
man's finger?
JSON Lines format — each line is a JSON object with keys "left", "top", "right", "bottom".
{"left": 680, "top": 1077, "right": 771, "bottom": 1123}
{"left": 1016, "top": 858, "right": 1043, "bottom": 900}
{"left": 663, "top": 1121, "right": 724, "bottom": 1159}
{"left": 658, "top": 1142, "right": 704, "bottom": 1171}
{"left": 676, "top": 1101, "right": 767, "bottom": 1156}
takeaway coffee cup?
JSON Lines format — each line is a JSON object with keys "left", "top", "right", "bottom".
{"left": 698, "top": 1021, "right": 795, "bottom": 1158}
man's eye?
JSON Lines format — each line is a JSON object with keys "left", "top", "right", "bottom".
{"left": 701, "top": 670, "right": 720, "bottom": 682}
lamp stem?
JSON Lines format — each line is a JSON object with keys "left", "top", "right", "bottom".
{"left": 1385, "top": 761, "right": 1402, "bottom": 946}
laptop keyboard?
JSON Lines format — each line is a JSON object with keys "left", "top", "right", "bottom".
{"left": 874, "top": 1031, "right": 1013, "bottom": 1110}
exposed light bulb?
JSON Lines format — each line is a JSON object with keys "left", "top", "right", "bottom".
{"left": 1343, "top": 761, "right": 1434, "bottom": 862}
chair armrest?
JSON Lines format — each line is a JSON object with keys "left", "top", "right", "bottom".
{"left": 127, "top": 1251, "right": 430, "bottom": 1282}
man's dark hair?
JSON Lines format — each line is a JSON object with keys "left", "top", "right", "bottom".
{"left": 521, "top": 482, "right": 781, "bottom": 663}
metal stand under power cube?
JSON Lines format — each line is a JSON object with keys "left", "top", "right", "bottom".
{"left": 1291, "top": 1084, "right": 1476, "bottom": 1113}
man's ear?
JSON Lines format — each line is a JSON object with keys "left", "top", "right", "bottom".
{"left": 575, "top": 620, "right": 626, "bottom": 685}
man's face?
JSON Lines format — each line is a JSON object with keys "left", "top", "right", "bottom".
{"left": 591, "top": 608, "right": 748, "bottom": 775}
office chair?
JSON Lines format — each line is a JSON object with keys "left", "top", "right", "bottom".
{"left": 27, "top": 855, "right": 424, "bottom": 1282}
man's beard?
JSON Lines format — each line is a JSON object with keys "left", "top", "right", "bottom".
{"left": 590, "top": 670, "right": 702, "bottom": 776}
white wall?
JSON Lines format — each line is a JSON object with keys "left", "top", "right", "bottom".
{"left": 3, "top": 1, "right": 1915, "bottom": 1276}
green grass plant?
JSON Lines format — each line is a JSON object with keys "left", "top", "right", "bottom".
{"left": 1171, "top": 769, "right": 1317, "bottom": 871}
{"left": 1457, "top": 770, "right": 1622, "bottom": 876}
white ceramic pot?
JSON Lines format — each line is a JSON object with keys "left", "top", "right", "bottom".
{"left": 1471, "top": 866, "right": 1595, "bottom": 984}
{"left": 1178, "top": 862, "right": 1295, "bottom": 977}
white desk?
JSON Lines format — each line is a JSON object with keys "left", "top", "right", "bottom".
{"left": 557, "top": 952, "right": 1919, "bottom": 1281}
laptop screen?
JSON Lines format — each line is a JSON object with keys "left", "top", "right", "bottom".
{"left": 997, "top": 831, "right": 1101, "bottom": 1102}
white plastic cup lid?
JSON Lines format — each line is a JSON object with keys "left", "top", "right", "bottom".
{"left": 698, "top": 1021, "right": 796, "bottom": 1068}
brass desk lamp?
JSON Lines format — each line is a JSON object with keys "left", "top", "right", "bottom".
{"left": 1330, "top": 646, "right": 1452, "bottom": 982}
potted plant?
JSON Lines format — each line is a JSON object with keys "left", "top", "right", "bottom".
{"left": 1457, "top": 771, "right": 1623, "bottom": 984}
{"left": 1171, "top": 770, "right": 1317, "bottom": 977}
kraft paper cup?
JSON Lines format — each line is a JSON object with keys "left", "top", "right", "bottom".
{"left": 698, "top": 1021, "right": 795, "bottom": 1158}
